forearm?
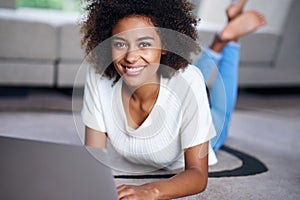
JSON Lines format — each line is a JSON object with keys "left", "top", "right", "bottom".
{"left": 143, "top": 167, "right": 207, "bottom": 199}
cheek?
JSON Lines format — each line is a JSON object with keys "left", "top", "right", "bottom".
{"left": 113, "top": 62, "right": 124, "bottom": 76}
{"left": 143, "top": 50, "right": 162, "bottom": 63}
{"left": 111, "top": 45, "right": 127, "bottom": 61}
{"left": 111, "top": 50, "right": 124, "bottom": 61}
{"left": 111, "top": 51, "right": 123, "bottom": 69}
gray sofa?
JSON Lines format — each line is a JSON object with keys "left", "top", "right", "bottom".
{"left": 0, "top": 8, "right": 85, "bottom": 87}
{"left": 0, "top": 0, "right": 299, "bottom": 88}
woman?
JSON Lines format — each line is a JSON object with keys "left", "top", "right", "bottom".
{"left": 81, "top": 0, "right": 215, "bottom": 199}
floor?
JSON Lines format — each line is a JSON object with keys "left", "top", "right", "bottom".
{"left": 0, "top": 87, "right": 299, "bottom": 199}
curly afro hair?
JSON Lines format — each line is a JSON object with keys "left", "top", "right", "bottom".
{"left": 80, "top": 0, "right": 200, "bottom": 81}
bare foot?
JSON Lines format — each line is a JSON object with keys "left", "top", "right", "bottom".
{"left": 226, "top": 0, "right": 247, "bottom": 21}
{"left": 219, "top": 10, "right": 267, "bottom": 41}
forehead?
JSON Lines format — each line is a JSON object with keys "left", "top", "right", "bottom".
{"left": 112, "top": 16, "right": 159, "bottom": 38}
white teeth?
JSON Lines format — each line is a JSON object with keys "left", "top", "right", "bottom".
{"left": 126, "top": 66, "right": 144, "bottom": 72}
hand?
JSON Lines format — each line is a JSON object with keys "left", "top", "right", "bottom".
{"left": 117, "top": 184, "right": 159, "bottom": 200}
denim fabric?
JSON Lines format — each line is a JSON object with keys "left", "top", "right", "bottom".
{"left": 194, "top": 42, "right": 240, "bottom": 151}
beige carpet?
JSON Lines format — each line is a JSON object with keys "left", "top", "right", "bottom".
{"left": 0, "top": 89, "right": 299, "bottom": 199}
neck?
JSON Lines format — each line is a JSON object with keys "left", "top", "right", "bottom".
{"left": 123, "top": 76, "right": 160, "bottom": 103}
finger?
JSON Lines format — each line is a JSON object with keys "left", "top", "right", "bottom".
{"left": 120, "top": 194, "right": 136, "bottom": 200}
{"left": 117, "top": 184, "right": 128, "bottom": 191}
{"left": 118, "top": 187, "right": 136, "bottom": 199}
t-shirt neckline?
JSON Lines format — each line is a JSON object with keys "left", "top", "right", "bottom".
{"left": 114, "top": 76, "right": 164, "bottom": 136}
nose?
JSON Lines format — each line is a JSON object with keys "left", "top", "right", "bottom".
{"left": 124, "top": 48, "right": 140, "bottom": 63}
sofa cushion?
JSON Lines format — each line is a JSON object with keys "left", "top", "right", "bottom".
{"left": 0, "top": 60, "right": 55, "bottom": 86}
{"left": 239, "top": 33, "right": 279, "bottom": 63}
{"left": 57, "top": 61, "right": 86, "bottom": 87}
{"left": 0, "top": 9, "right": 57, "bottom": 60}
{"left": 0, "top": 8, "right": 79, "bottom": 60}
{"left": 59, "top": 23, "right": 84, "bottom": 61}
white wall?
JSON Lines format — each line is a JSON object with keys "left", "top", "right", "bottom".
{"left": 198, "top": 0, "right": 294, "bottom": 35}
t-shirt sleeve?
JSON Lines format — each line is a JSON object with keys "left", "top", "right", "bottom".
{"left": 180, "top": 65, "right": 216, "bottom": 149}
{"left": 81, "top": 66, "right": 107, "bottom": 132}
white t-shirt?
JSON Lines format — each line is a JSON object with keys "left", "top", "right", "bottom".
{"left": 81, "top": 64, "right": 216, "bottom": 170}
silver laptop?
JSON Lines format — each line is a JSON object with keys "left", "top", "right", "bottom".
{"left": 0, "top": 136, "right": 119, "bottom": 200}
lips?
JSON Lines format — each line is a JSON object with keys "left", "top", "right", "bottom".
{"left": 123, "top": 65, "right": 146, "bottom": 75}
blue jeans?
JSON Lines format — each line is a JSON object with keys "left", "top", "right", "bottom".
{"left": 194, "top": 42, "right": 240, "bottom": 151}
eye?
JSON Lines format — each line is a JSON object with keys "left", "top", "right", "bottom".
{"left": 113, "top": 42, "right": 127, "bottom": 49}
{"left": 139, "top": 42, "right": 151, "bottom": 48}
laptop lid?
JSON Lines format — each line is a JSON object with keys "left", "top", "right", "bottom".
{"left": 0, "top": 136, "right": 119, "bottom": 200}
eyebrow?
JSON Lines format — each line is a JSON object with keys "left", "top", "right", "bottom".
{"left": 112, "top": 36, "right": 155, "bottom": 41}
{"left": 137, "top": 36, "right": 155, "bottom": 41}
{"left": 112, "top": 36, "right": 126, "bottom": 41}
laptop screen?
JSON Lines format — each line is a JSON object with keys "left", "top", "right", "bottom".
{"left": 0, "top": 136, "right": 119, "bottom": 200}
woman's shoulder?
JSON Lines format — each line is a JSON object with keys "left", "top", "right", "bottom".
{"left": 163, "top": 64, "right": 206, "bottom": 96}
{"left": 178, "top": 64, "right": 205, "bottom": 84}
{"left": 164, "top": 64, "right": 205, "bottom": 85}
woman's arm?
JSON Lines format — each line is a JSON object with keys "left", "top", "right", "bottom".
{"left": 117, "top": 142, "right": 209, "bottom": 200}
{"left": 85, "top": 126, "right": 107, "bottom": 149}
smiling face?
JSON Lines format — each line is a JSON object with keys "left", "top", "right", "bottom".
{"left": 111, "top": 16, "right": 165, "bottom": 88}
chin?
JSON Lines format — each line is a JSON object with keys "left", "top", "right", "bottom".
{"left": 122, "top": 76, "right": 145, "bottom": 89}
